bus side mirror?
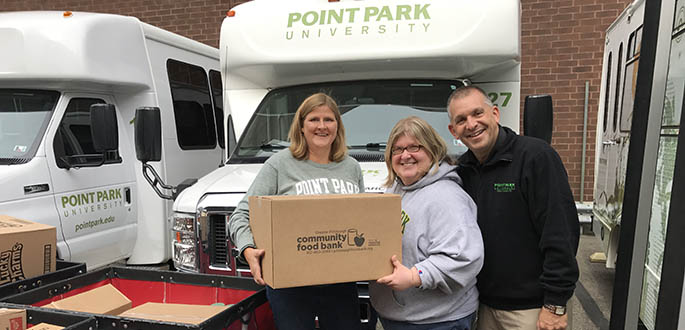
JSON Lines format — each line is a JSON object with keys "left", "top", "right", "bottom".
{"left": 523, "top": 95, "right": 553, "bottom": 144}
{"left": 90, "top": 103, "right": 119, "bottom": 152}
{"left": 135, "top": 107, "right": 162, "bottom": 163}
{"left": 135, "top": 106, "right": 174, "bottom": 200}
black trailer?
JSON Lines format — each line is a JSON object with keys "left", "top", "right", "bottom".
{"left": 0, "top": 261, "right": 86, "bottom": 299}
{"left": 1, "top": 266, "right": 274, "bottom": 330}
{"left": 0, "top": 302, "right": 96, "bottom": 330}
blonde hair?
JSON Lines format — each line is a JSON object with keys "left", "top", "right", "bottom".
{"left": 288, "top": 93, "right": 347, "bottom": 162}
{"left": 384, "top": 116, "right": 449, "bottom": 187}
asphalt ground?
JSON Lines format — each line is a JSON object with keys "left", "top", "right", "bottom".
{"left": 569, "top": 233, "right": 615, "bottom": 330}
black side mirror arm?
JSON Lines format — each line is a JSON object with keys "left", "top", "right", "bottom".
{"left": 141, "top": 162, "right": 174, "bottom": 200}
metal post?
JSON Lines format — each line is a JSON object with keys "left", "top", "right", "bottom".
{"left": 581, "top": 81, "right": 589, "bottom": 201}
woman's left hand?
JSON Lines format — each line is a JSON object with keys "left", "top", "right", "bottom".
{"left": 376, "top": 255, "right": 420, "bottom": 291}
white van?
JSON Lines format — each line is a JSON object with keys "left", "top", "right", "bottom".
{"left": 591, "top": 0, "right": 645, "bottom": 268}
{"left": 0, "top": 11, "right": 225, "bottom": 269}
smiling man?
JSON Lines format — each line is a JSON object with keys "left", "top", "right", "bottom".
{"left": 447, "top": 86, "right": 579, "bottom": 330}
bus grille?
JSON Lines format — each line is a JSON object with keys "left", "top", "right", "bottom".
{"left": 350, "top": 152, "right": 385, "bottom": 162}
{"left": 210, "top": 214, "right": 229, "bottom": 267}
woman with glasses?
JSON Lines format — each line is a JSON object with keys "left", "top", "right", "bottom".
{"left": 369, "top": 116, "right": 484, "bottom": 330}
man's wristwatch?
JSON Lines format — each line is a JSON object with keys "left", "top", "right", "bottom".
{"left": 543, "top": 304, "right": 567, "bottom": 316}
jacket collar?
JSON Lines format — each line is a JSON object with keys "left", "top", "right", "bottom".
{"left": 458, "top": 125, "right": 515, "bottom": 168}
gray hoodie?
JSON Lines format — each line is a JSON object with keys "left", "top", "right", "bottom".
{"left": 369, "top": 161, "right": 483, "bottom": 324}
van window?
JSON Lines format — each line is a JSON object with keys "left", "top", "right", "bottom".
{"left": 620, "top": 28, "right": 642, "bottom": 132}
{"left": 613, "top": 43, "right": 624, "bottom": 132}
{"left": 53, "top": 98, "right": 122, "bottom": 168}
{"left": 603, "top": 52, "right": 612, "bottom": 133}
{"left": 0, "top": 89, "right": 59, "bottom": 164}
{"left": 226, "top": 114, "right": 237, "bottom": 158}
{"left": 209, "top": 70, "right": 225, "bottom": 149}
{"left": 167, "top": 59, "right": 217, "bottom": 150}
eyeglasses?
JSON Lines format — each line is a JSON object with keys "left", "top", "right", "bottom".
{"left": 391, "top": 145, "right": 422, "bottom": 155}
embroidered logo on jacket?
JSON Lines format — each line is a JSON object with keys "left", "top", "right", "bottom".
{"left": 494, "top": 183, "right": 515, "bottom": 193}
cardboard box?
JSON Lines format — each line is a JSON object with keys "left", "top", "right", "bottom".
{"left": 44, "top": 284, "right": 131, "bottom": 315}
{"left": 0, "top": 308, "right": 26, "bottom": 330}
{"left": 28, "top": 323, "right": 63, "bottom": 330}
{"left": 119, "top": 303, "right": 229, "bottom": 325}
{"left": 0, "top": 216, "right": 56, "bottom": 285}
{"left": 249, "top": 193, "right": 401, "bottom": 289}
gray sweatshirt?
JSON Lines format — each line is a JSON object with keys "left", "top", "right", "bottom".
{"left": 369, "top": 161, "right": 483, "bottom": 324}
{"left": 228, "top": 149, "right": 365, "bottom": 255}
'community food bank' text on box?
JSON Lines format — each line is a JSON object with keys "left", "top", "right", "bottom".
{"left": 249, "top": 194, "right": 402, "bottom": 289}
{"left": 0, "top": 216, "right": 56, "bottom": 286}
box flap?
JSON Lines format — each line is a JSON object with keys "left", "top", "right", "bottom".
{"left": 119, "top": 302, "right": 230, "bottom": 325}
{"left": 249, "top": 196, "right": 274, "bottom": 285}
{"left": 0, "top": 215, "right": 55, "bottom": 234}
{"left": 47, "top": 284, "right": 131, "bottom": 315}
{"left": 0, "top": 308, "right": 25, "bottom": 317}
{"left": 28, "top": 323, "right": 64, "bottom": 330}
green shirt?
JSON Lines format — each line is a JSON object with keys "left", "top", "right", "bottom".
{"left": 228, "top": 149, "right": 365, "bottom": 255}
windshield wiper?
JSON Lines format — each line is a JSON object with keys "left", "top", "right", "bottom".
{"left": 0, "top": 157, "right": 31, "bottom": 165}
{"left": 259, "top": 143, "right": 288, "bottom": 150}
{"left": 348, "top": 143, "right": 386, "bottom": 150}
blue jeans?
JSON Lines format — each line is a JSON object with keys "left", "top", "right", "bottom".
{"left": 379, "top": 312, "right": 477, "bottom": 330}
{"left": 266, "top": 282, "right": 361, "bottom": 330}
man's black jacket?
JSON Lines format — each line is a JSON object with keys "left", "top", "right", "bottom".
{"left": 457, "top": 126, "right": 579, "bottom": 310}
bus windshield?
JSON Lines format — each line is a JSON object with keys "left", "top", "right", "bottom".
{"left": 230, "top": 80, "right": 467, "bottom": 163}
{"left": 0, "top": 90, "right": 60, "bottom": 164}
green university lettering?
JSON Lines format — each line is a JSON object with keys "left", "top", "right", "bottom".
{"left": 286, "top": 4, "right": 431, "bottom": 40}
{"left": 287, "top": 4, "right": 430, "bottom": 28}
{"left": 60, "top": 188, "right": 125, "bottom": 218}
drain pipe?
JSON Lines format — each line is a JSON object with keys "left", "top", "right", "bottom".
{"left": 580, "top": 81, "right": 590, "bottom": 201}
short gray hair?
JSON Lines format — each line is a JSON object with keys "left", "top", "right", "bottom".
{"left": 446, "top": 85, "right": 493, "bottom": 120}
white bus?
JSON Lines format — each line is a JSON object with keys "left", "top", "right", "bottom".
{"left": 591, "top": 0, "right": 645, "bottom": 268}
{"left": 0, "top": 11, "right": 223, "bottom": 269}
{"left": 591, "top": 0, "right": 685, "bottom": 327}
{"left": 127, "top": 0, "right": 557, "bottom": 327}
{"left": 170, "top": 0, "right": 522, "bottom": 273}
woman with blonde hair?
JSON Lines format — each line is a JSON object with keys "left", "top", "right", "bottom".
{"left": 370, "top": 116, "right": 484, "bottom": 330}
{"left": 228, "top": 93, "right": 364, "bottom": 330}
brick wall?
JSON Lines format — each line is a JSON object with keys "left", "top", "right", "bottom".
{"left": 2, "top": 0, "right": 634, "bottom": 201}
{"left": 0, "top": 0, "right": 248, "bottom": 47}
{"left": 521, "top": 0, "right": 632, "bottom": 201}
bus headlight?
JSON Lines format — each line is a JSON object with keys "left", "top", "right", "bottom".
{"left": 171, "top": 213, "right": 198, "bottom": 271}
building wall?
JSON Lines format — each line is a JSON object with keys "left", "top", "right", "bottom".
{"left": 1, "top": 0, "right": 634, "bottom": 201}
{"left": 521, "top": 0, "right": 632, "bottom": 201}
{"left": 0, "top": 0, "right": 247, "bottom": 47}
